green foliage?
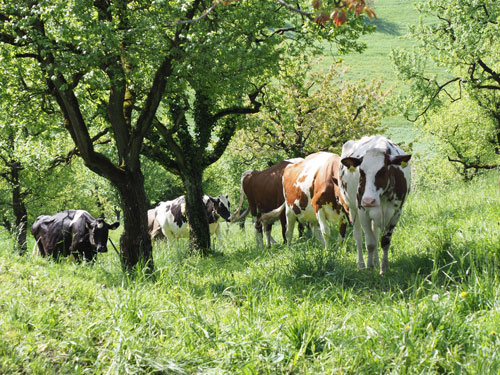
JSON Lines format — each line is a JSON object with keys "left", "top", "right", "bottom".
{"left": 390, "top": 0, "right": 500, "bottom": 179}
{"left": 1, "top": 170, "right": 500, "bottom": 373}
{"left": 142, "top": 157, "right": 184, "bottom": 205}
{"left": 231, "top": 55, "right": 392, "bottom": 163}
{"left": 421, "top": 97, "right": 500, "bottom": 179}
{"left": 391, "top": 0, "right": 500, "bottom": 118}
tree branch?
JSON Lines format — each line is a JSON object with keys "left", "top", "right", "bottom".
{"left": 167, "top": 0, "right": 224, "bottom": 25}
{"left": 275, "top": 0, "right": 313, "bottom": 19}
{"left": 211, "top": 85, "right": 264, "bottom": 123}
{"left": 447, "top": 156, "right": 498, "bottom": 170}
{"left": 49, "top": 129, "right": 112, "bottom": 169}
{"left": 407, "top": 77, "right": 462, "bottom": 122}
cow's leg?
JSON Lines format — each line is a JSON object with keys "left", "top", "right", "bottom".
{"left": 338, "top": 214, "right": 348, "bottom": 242}
{"left": 285, "top": 208, "right": 296, "bottom": 245}
{"left": 217, "top": 223, "right": 223, "bottom": 243}
{"left": 380, "top": 216, "right": 400, "bottom": 275}
{"left": 254, "top": 215, "right": 264, "bottom": 248}
{"left": 360, "top": 215, "right": 379, "bottom": 269}
{"left": 279, "top": 211, "right": 287, "bottom": 243}
{"left": 264, "top": 223, "right": 277, "bottom": 247}
{"left": 316, "top": 209, "right": 330, "bottom": 248}
{"left": 352, "top": 216, "right": 365, "bottom": 269}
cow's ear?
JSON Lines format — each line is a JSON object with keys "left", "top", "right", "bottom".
{"left": 391, "top": 154, "right": 412, "bottom": 167}
{"left": 108, "top": 221, "right": 120, "bottom": 230}
{"left": 341, "top": 157, "right": 362, "bottom": 169}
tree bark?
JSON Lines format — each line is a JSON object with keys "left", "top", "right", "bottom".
{"left": 11, "top": 164, "right": 27, "bottom": 255}
{"left": 114, "top": 170, "right": 154, "bottom": 271}
{"left": 181, "top": 167, "right": 211, "bottom": 254}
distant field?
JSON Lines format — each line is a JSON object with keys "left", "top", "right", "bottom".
{"left": 322, "top": 0, "right": 437, "bottom": 150}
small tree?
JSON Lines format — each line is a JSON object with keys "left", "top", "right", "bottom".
{"left": 232, "top": 57, "right": 391, "bottom": 161}
{"left": 391, "top": 0, "right": 500, "bottom": 174}
{"left": 422, "top": 96, "right": 499, "bottom": 180}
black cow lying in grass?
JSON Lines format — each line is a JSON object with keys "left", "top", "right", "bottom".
{"left": 32, "top": 210, "right": 119, "bottom": 261}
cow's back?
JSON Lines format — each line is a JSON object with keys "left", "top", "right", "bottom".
{"left": 283, "top": 152, "right": 341, "bottom": 220}
{"left": 32, "top": 210, "right": 78, "bottom": 257}
{"left": 244, "top": 160, "right": 293, "bottom": 213}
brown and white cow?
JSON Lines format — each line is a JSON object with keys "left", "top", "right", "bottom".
{"left": 339, "top": 135, "right": 411, "bottom": 275}
{"left": 230, "top": 159, "right": 302, "bottom": 247}
{"left": 260, "top": 152, "right": 349, "bottom": 248}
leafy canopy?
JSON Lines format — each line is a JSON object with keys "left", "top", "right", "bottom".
{"left": 232, "top": 55, "right": 392, "bottom": 162}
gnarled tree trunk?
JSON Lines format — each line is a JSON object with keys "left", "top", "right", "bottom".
{"left": 182, "top": 166, "right": 211, "bottom": 254}
{"left": 114, "top": 170, "right": 154, "bottom": 271}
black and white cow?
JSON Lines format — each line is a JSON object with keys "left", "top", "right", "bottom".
{"left": 31, "top": 210, "right": 120, "bottom": 261}
{"left": 152, "top": 195, "right": 231, "bottom": 241}
{"left": 339, "top": 135, "right": 411, "bottom": 274}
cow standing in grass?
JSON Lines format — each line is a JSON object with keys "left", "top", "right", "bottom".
{"left": 339, "top": 135, "right": 411, "bottom": 275}
{"left": 152, "top": 195, "right": 231, "bottom": 243}
{"left": 230, "top": 159, "right": 303, "bottom": 247}
{"left": 32, "top": 210, "right": 120, "bottom": 261}
{"left": 260, "top": 152, "right": 349, "bottom": 248}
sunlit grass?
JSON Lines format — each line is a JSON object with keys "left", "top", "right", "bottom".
{"left": 1, "top": 172, "right": 500, "bottom": 374}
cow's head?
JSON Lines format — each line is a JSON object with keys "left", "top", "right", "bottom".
{"left": 341, "top": 149, "right": 411, "bottom": 208}
{"left": 210, "top": 194, "right": 231, "bottom": 222}
{"left": 87, "top": 218, "right": 120, "bottom": 253}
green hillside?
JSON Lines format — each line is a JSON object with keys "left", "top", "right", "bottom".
{"left": 324, "top": 0, "right": 430, "bottom": 150}
{"left": 334, "top": 0, "right": 420, "bottom": 84}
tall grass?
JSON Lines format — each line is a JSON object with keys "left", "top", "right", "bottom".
{"left": 1, "top": 172, "right": 500, "bottom": 374}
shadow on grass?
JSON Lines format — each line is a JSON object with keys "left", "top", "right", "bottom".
{"left": 372, "top": 18, "right": 402, "bottom": 36}
{"left": 173, "top": 233, "right": 438, "bottom": 302}
{"left": 97, "top": 219, "right": 500, "bottom": 305}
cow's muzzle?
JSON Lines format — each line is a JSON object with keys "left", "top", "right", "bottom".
{"left": 96, "top": 245, "right": 108, "bottom": 253}
{"left": 361, "top": 197, "right": 378, "bottom": 207}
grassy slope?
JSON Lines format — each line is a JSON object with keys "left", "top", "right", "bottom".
{"left": 323, "top": 0, "right": 433, "bottom": 151}
{"left": 1, "top": 172, "right": 500, "bottom": 374}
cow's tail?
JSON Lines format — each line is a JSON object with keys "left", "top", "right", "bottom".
{"left": 231, "top": 207, "right": 250, "bottom": 223}
{"left": 32, "top": 237, "right": 41, "bottom": 257}
{"left": 258, "top": 203, "right": 286, "bottom": 225}
{"left": 229, "top": 171, "right": 252, "bottom": 222}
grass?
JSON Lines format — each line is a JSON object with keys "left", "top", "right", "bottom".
{"left": 319, "top": 0, "right": 444, "bottom": 150}
{"left": 1, "top": 171, "right": 500, "bottom": 374}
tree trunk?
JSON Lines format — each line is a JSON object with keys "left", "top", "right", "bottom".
{"left": 182, "top": 167, "right": 211, "bottom": 255}
{"left": 12, "top": 163, "right": 27, "bottom": 255}
{"left": 115, "top": 170, "right": 154, "bottom": 272}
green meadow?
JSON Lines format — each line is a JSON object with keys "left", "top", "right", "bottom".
{"left": 2, "top": 172, "right": 500, "bottom": 374}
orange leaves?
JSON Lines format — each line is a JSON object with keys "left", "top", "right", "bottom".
{"left": 331, "top": 8, "right": 347, "bottom": 26}
{"left": 313, "top": 0, "right": 376, "bottom": 26}
{"left": 312, "top": 0, "right": 322, "bottom": 9}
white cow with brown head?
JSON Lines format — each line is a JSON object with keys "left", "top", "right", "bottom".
{"left": 339, "top": 135, "right": 411, "bottom": 275}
